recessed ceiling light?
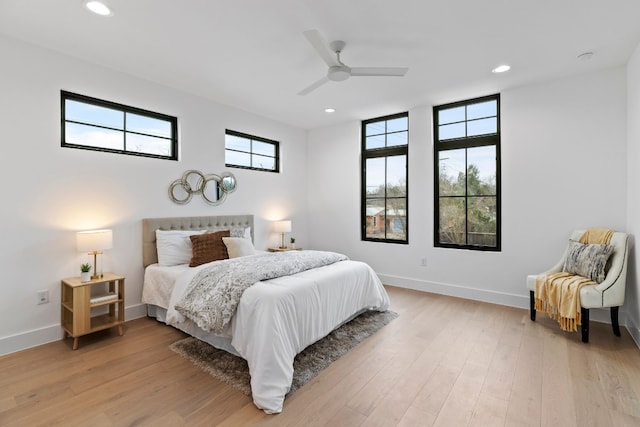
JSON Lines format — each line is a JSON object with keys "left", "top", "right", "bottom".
{"left": 84, "top": 1, "right": 113, "bottom": 16}
{"left": 324, "top": 108, "right": 335, "bottom": 113}
{"left": 492, "top": 65, "right": 511, "bottom": 73}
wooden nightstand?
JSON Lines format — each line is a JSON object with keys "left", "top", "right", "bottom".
{"left": 61, "top": 273, "right": 125, "bottom": 350}
{"left": 268, "top": 247, "right": 302, "bottom": 252}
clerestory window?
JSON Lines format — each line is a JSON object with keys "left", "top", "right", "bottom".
{"left": 225, "top": 130, "right": 279, "bottom": 173}
{"left": 61, "top": 91, "right": 178, "bottom": 160}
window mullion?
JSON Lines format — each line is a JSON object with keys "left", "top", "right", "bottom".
{"left": 384, "top": 157, "right": 388, "bottom": 239}
{"left": 123, "top": 111, "right": 127, "bottom": 151}
{"left": 464, "top": 148, "right": 469, "bottom": 246}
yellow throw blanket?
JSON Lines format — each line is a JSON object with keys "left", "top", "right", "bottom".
{"left": 579, "top": 228, "right": 613, "bottom": 245}
{"left": 534, "top": 228, "right": 613, "bottom": 332}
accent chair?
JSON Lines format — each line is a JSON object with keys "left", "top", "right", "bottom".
{"left": 526, "top": 229, "right": 629, "bottom": 343}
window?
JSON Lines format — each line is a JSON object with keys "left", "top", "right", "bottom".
{"left": 225, "top": 130, "right": 279, "bottom": 172}
{"left": 434, "top": 94, "right": 501, "bottom": 251}
{"left": 61, "top": 91, "right": 178, "bottom": 160}
{"left": 361, "top": 112, "right": 408, "bottom": 243}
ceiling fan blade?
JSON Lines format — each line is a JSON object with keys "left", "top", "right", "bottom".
{"left": 351, "top": 67, "right": 409, "bottom": 77}
{"left": 303, "top": 29, "right": 339, "bottom": 67}
{"left": 297, "top": 76, "right": 330, "bottom": 96}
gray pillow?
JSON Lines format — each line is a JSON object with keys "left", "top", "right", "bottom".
{"left": 562, "top": 240, "right": 614, "bottom": 283}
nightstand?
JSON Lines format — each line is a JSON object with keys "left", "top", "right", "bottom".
{"left": 268, "top": 247, "right": 302, "bottom": 252}
{"left": 61, "top": 273, "right": 125, "bottom": 350}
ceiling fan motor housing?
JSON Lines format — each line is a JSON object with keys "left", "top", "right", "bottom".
{"left": 328, "top": 65, "right": 350, "bottom": 81}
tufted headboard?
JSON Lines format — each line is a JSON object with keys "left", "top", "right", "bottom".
{"left": 142, "top": 214, "right": 254, "bottom": 267}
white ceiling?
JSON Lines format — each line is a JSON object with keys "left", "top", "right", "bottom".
{"left": 1, "top": 0, "right": 639, "bottom": 130}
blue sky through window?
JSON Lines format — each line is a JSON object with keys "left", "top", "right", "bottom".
{"left": 62, "top": 92, "right": 176, "bottom": 159}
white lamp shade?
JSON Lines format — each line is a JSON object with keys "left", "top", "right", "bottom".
{"left": 77, "top": 229, "right": 113, "bottom": 252}
{"left": 274, "top": 220, "right": 292, "bottom": 233}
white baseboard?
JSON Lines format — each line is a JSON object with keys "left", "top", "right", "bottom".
{"left": 125, "top": 303, "right": 149, "bottom": 321}
{"left": 627, "top": 316, "right": 640, "bottom": 348}
{"left": 378, "top": 273, "right": 530, "bottom": 309}
{"left": 379, "top": 273, "right": 639, "bottom": 349}
{"left": 0, "top": 303, "right": 148, "bottom": 357}
{"left": 0, "top": 324, "right": 64, "bottom": 357}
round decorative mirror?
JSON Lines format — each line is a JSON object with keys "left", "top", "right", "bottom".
{"left": 220, "top": 172, "right": 237, "bottom": 193}
{"left": 201, "top": 174, "right": 225, "bottom": 205}
{"left": 169, "top": 170, "right": 237, "bottom": 205}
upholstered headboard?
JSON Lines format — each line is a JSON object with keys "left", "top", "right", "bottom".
{"left": 142, "top": 215, "right": 254, "bottom": 267}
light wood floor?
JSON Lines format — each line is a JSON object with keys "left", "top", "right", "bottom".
{"left": 2, "top": 286, "right": 640, "bottom": 426}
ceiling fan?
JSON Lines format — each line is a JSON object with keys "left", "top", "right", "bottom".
{"left": 298, "top": 29, "right": 409, "bottom": 96}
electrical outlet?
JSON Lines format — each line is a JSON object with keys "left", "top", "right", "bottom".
{"left": 420, "top": 257, "right": 427, "bottom": 267}
{"left": 37, "top": 289, "right": 49, "bottom": 305}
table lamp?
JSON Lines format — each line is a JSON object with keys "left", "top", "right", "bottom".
{"left": 77, "top": 229, "right": 113, "bottom": 279}
{"left": 274, "top": 220, "right": 291, "bottom": 249}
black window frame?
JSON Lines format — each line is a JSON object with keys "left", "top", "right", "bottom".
{"left": 61, "top": 90, "right": 178, "bottom": 160}
{"left": 361, "top": 112, "right": 409, "bottom": 244}
{"left": 225, "top": 129, "right": 280, "bottom": 173}
{"left": 433, "top": 94, "right": 501, "bottom": 251}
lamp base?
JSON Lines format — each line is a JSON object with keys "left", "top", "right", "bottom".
{"left": 89, "top": 250, "right": 103, "bottom": 281}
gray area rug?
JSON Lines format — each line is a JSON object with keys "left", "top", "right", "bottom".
{"left": 170, "top": 310, "right": 398, "bottom": 396}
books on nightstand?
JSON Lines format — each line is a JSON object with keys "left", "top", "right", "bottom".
{"left": 90, "top": 292, "right": 118, "bottom": 304}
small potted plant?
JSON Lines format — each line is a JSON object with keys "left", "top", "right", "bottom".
{"left": 290, "top": 237, "right": 296, "bottom": 249}
{"left": 80, "top": 263, "right": 92, "bottom": 282}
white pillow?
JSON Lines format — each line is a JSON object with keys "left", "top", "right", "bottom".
{"left": 211, "top": 226, "right": 251, "bottom": 239}
{"left": 241, "top": 227, "right": 252, "bottom": 239}
{"left": 222, "top": 237, "right": 256, "bottom": 258}
{"left": 156, "top": 229, "right": 206, "bottom": 266}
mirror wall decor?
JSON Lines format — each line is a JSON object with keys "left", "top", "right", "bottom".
{"left": 168, "top": 170, "right": 237, "bottom": 205}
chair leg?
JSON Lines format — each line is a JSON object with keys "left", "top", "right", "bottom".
{"left": 581, "top": 307, "right": 589, "bottom": 343}
{"left": 611, "top": 306, "right": 621, "bottom": 337}
{"left": 529, "top": 291, "right": 536, "bottom": 321}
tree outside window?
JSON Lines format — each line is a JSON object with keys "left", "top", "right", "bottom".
{"left": 362, "top": 112, "right": 408, "bottom": 243}
{"left": 434, "top": 95, "right": 500, "bottom": 251}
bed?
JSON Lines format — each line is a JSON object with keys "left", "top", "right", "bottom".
{"left": 141, "top": 215, "right": 390, "bottom": 414}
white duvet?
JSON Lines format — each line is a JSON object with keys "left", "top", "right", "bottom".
{"left": 157, "top": 255, "right": 390, "bottom": 414}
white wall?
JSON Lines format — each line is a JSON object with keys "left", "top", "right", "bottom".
{"left": 626, "top": 40, "right": 640, "bottom": 346}
{"left": 308, "top": 67, "right": 629, "bottom": 319}
{"left": 1, "top": 31, "right": 635, "bottom": 355}
{"left": 0, "top": 35, "right": 308, "bottom": 354}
